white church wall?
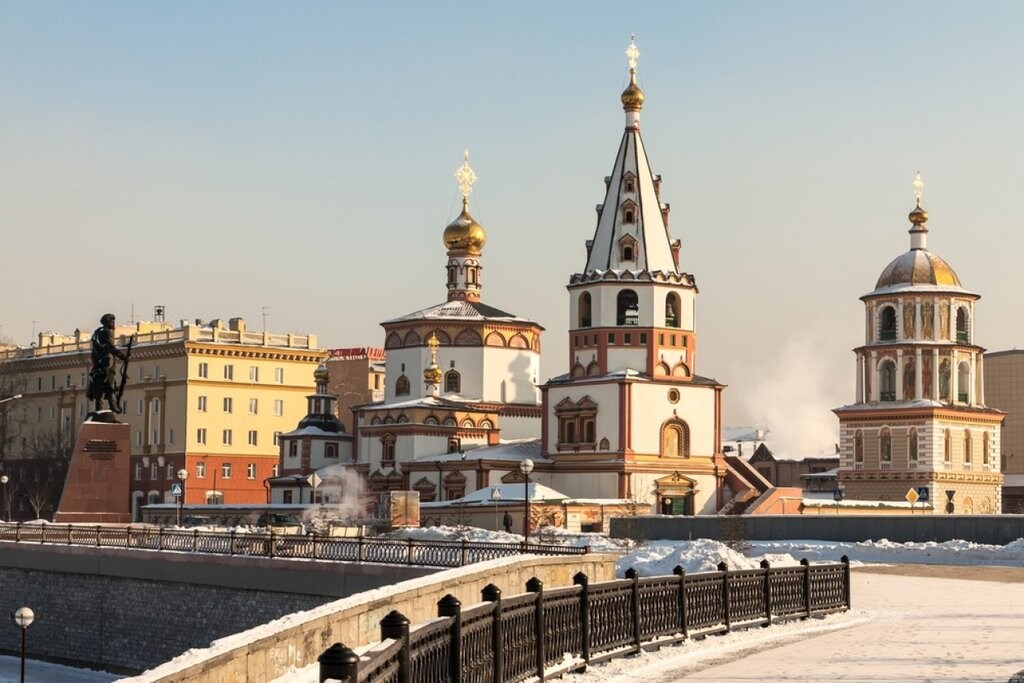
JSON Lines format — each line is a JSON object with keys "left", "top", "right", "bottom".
{"left": 606, "top": 348, "right": 648, "bottom": 373}
{"left": 384, "top": 346, "right": 430, "bottom": 402}
{"left": 629, "top": 383, "right": 716, "bottom": 456}
{"left": 481, "top": 347, "right": 541, "bottom": 405}
{"left": 499, "top": 414, "right": 542, "bottom": 440}
{"left": 436, "top": 346, "right": 483, "bottom": 398}
{"left": 548, "top": 471, "right": 618, "bottom": 499}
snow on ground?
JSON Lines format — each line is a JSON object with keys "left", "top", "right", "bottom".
{"left": 0, "top": 655, "right": 118, "bottom": 683}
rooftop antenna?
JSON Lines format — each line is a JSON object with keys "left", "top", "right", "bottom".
{"left": 129, "top": 302, "right": 135, "bottom": 325}
{"left": 261, "top": 306, "right": 270, "bottom": 334}
{"left": 154, "top": 305, "right": 165, "bottom": 322}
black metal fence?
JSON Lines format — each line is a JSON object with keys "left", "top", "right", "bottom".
{"left": 318, "top": 557, "right": 851, "bottom": 683}
{"left": 0, "top": 523, "right": 587, "bottom": 568}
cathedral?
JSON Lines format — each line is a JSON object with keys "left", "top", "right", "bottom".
{"left": 833, "top": 176, "right": 1005, "bottom": 513}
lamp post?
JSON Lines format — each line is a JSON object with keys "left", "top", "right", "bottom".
{"left": 0, "top": 475, "right": 8, "bottom": 523}
{"left": 176, "top": 469, "right": 188, "bottom": 526}
{"left": 519, "top": 458, "right": 534, "bottom": 542}
{"left": 12, "top": 606, "right": 34, "bottom": 683}
{"left": 490, "top": 486, "right": 502, "bottom": 530}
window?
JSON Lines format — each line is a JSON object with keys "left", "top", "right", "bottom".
{"left": 136, "top": 431, "right": 143, "bottom": 446}
{"left": 168, "top": 429, "right": 175, "bottom": 445}
{"left": 608, "top": 333, "right": 615, "bottom": 344}
{"left": 879, "top": 428, "right": 892, "bottom": 469}
{"left": 325, "top": 443, "right": 339, "bottom": 458}
{"left": 275, "top": 367, "right": 284, "bottom": 384}
{"left": 908, "top": 428, "right": 919, "bottom": 468}
{"left": 617, "top": 289, "right": 639, "bottom": 326}
{"left": 879, "top": 306, "right": 897, "bottom": 341}
{"left": 223, "top": 397, "right": 233, "bottom": 413}
{"left": 395, "top": 375, "right": 411, "bottom": 396}
{"left": 283, "top": 490, "right": 293, "bottom": 504}
{"left": 151, "top": 398, "right": 160, "bottom": 414}
{"left": 137, "top": 400, "right": 144, "bottom": 415}
{"left": 272, "top": 464, "right": 279, "bottom": 477}
{"left": 198, "top": 396, "right": 207, "bottom": 412}
{"left": 198, "top": 362, "right": 208, "bottom": 378}
{"left": 247, "top": 463, "right": 256, "bottom": 479}
{"left": 640, "top": 333, "right": 647, "bottom": 344}
{"left": 222, "top": 462, "right": 232, "bottom": 479}
{"left": 273, "top": 431, "right": 281, "bottom": 446}
{"left": 134, "top": 463, "right": 142, "bottom": 481}
{"left": 249, "top": 398, "right": 258, "bottom": 415}
{"left": 166, "top": 464, "right": 175, "bottom": 479}
{"left": 196, "top": 461, "right": 206, "bottom": 479}
{"left": 879, "top": 360, "right": 896, "bottom": 402}
{"left": 661, "top": 421, "right": 690, "bottom": 458}
{"left": 665, "top": 293, "right": 681, "bottom": 328}
{"left": 289, "top": 441, "right": 298, "bottom": 458}
{"left": 248, "top": 430, "right": 258, "bottom": 446}
{"left": 958, "top": 362, "right": 970, "bottom": 404}
{"left": 222, "top": 429, "right": 232, "bottom": 446}
{"left": 964, "top": 430, "right": 972, "bottom": 466}
{"left": 624, "top": 333, "right": 632, "bottom": 345}
{"left": 249, "top": 366, "right": 259, "bottom": 382}
{"left": 197, "top": 428, "right": 207, "bottom": 445}
{"left": 854, "top": 430, "right": 864, "bottom": 469}
{"left": 224, "top": 364, "right": 234, "bottom": 380}
{"left": 150, "top": 463, "right": 158, "bottom": 479}
{"left": 956, "top": 308, "right": 969, "bottom": 344}
{"left": 578, "top": 292, "right": 592, "bottom": 328}
{"left": 622, "top": 244, "right": 634, "bottom": 261}
{"left": 381, "top": 434, "right": 396, "bottom": 465}
{"left": 273, "top": 399, "right": 283, "bottom": 416}
{"left": 944, "top": 430, "right": 952, "bottom": 465}
{"left": 151, "top": 429, "right": 160, "bottom": 445}
{"left": 445, "top": 370, "right": 461, "bottom": 393}
{"left": 983, "top": 432, "right": 991, "bottom": 466}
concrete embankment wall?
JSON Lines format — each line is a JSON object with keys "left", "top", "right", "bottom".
{"left": 127, "top": 552, "right": 620, "bottom": 683}
{"left": 0, "top": 543, "right": 436, "bottom": 673}
{"left": 611, "top": 514, "right": 1024, "bottom": 544}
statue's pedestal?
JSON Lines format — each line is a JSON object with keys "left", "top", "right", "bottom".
{"left": 54, "top": 419, "right": 132, "bottom": 524}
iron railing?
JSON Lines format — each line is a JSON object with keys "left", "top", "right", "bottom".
{"left": 319, "top": 557, "right": 852, "bottom": 682}
{"left": 0, "top": 522, "right": 586, "bottom": 568}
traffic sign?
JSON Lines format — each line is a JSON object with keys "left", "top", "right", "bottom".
{"left": 916, "top": 487, "right": 929, "bottom": 502}
{"left": 170, "top": 482, "right": 184, "bottom": 497}
{"left": 905, "top": 488, "right": 919, "bottom": 504}
{"left": 307, "top": 473, "right": 322, "bottom": 489}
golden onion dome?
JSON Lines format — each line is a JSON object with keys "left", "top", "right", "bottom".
{"left": 443, "top": 201, "right": 487, "bottom": 255}
{"left": 423, "top": 365, "right": 442, "bottom": 385}
{"left": 621, "top": 69, "right": 645, "bottom": 111}
{"left": 313, "top": 363, "right": 329, "bottom": 383}
{"left": 908, "top": 204, "right": 929, "bottom": 225}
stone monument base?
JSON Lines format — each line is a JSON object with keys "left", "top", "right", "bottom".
{"left": 54, "top": 419, "right": 132, "bottom": 524}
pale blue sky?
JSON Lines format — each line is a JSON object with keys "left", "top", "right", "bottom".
{"left": 2, "top": 2, "right": 1022, "bottom": 450}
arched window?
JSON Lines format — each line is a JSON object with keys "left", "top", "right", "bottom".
{"left": 956, "top": 308, "right": 969, "bottom": 343}
{"left": 879, "top": 428, "right": 892, "bottom": 468}
{"left": 957, "top": 362, "right": 970, "bottom": 403}
{"left": 854, "top": 430, "right": 864, "bottom": 468}
{"left": 661, "top": 421, "right": 690, "bottom": 458}
{"left": 381, "top": 434, "right": 396, "bottom": 465}
{"left": 908, "top": 428, "right": 919, "bottom": 468}
{"left": 403, "top": 330, "right": 421, "bottom": 346}
{"left": 983, "top": 432, "right": 991, "bottom": 466}
{"left": 582, "top": 419, "right": 595, "bottom": 444}
{"left": 395, "top": 374, "right": 410, "bottom": 396}
{"left": 599, "top": 437, "right": 610, "bottom": 451}
{"left": 665, "top": 292, "right": 681, "bottom": 328}
{"left": 879, "top": 306, "right": 897, "bottom": 341}
{"left": 879, "top": 360, "right": 896, "bottom": 402}
{"left": 943, "top": 429, "right": 952, "bottom": 465}
{"left": 578, "top": 292, "right": 592, "bottom": 328}
{"left": 563, "top": 421, "right": 576, "bottom": 443}
{"left": 444, "top": 370, "right": 461, "bottom": 394}
{"left": 963, "top": 429, "right": 972, "bottom": 466}
{"left": 586, "top": 360, "right": 601, "bottom": 376}
{"left": 617, "top": 289, "right": 639, "bottom": 326}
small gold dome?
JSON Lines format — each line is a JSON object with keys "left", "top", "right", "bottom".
{"left": 621, "top": 69, "right": 645, "bottom": 111}
{"left": 443, "top": 202, "right": 487, "bottom": 255}
{"left": 423, "top": 365, "right": 442, "bottom": 385}
{"left": 313, "top": 363, "right": 329, "bottom": 382}
{"left": 908, "top": 204, "right": 929, "bottom": 225}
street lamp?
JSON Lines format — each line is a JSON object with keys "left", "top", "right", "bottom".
{"left": 12, "top": 606, "right": 34, "bottom": 683}
{"left": 176, "top": 469, "right": 188, "bottom": 526}
{"left": 0, "top": 475, "right": 8, "bottom": 523}
{"left": 519, "top": 458, "right": 534, "bottom": 543}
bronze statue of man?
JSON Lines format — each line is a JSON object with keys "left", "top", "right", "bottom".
{"left": 87, "top": 313, "right": 129, "bottom": 413}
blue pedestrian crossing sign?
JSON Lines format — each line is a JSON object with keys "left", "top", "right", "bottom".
{"left": 916, "top": 487, "right": 929, "bottom": 502}
{"left": 170, "top": 482, "right": 184, "bottom": 497}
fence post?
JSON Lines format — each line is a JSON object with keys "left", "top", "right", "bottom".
{"left": 438, "top": 594, "right": 462, "bottom": 683}
{"left": 268, "top": 527, "right": 276, "bottom": 559}
{"left": 67, "top": 523, "right": 73, "bottom": 545}
{"left": 673, "top": 565, "right": 688, "bottom": 639}
{"left": 624, "top": 568, "right": 642, "bottom": 654}
{"left": 312, "top": 530, "right": 319, "bottom": 560}
{"left": 229, "top": 528, "right": 236, "bottom": 556}
{"left": 801, "top": 558, "right": 812, "bottom": 619}
{"left": 95, "top": 525, "right": 101, "bottom": 548}
{"left": 358, "top": 534, "right": 365, "bottom": 562}
{"left": 841, "top": 555, "right": 851, "bottom": 608}
{"left": 407, "top": 538, "right": 414, "bottom": 565}
{"left": 527, "top": 577, "right": 546, "bottom": 681}
{"left": 760, "top": 559, "right": 772, "bottom": 627}
{"left": 573, "top": 572, "right": 590, "bottom": 665}
{"left": 461, "top": 537, "right": 468, "bottom": 566}
{"left": 380, "top": 610, "right": 411, "bottom": 683}
{"left": 318, "top": 642, "right": 359, "bottom": 683}
{"left": 158, "top": 526, "right": 164, "bottom": 551}
{"left": 15, "top": 522, "right": 20, "bottom": 543}
{"left": 192, "top": 528, "right": 198, "bottom": 552}
{"left": 717, "top": 561, "right": 731, "bottom": 633}
{"left": 482, "top": 584, "right": 503, "bottom": 683}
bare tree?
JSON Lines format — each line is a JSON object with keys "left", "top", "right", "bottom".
{"left": 0, "top": 358, "right": 27, "bottom": 463}
{"left": 19, "top": 427, "right": 73, "bottom": 519}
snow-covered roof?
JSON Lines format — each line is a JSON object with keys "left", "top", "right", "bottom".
{"left": 382, "top": 300, "right": 536, "bottom": 325}
{"left": 423, "top": 481, "right": 568, "bottom": 506}
{"left": 280, "top": 425, "right": 352, "bottom": 439}
{"left": 1002, "top": 474, "right": 1024, "bottom": 487}
{"left": 801, "top": 467, "right": 840, "bottom": 479}
{"left": 414, "top": 438, "right": 546, "bottom": 464}
{"left": 360, "top": 395, "right": 485, "bottom": 412}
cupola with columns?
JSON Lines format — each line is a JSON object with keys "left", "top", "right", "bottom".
{"left": 444, "top": 151, "right": 487, "bottom": 302}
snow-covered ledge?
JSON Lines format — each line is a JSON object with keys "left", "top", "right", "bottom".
{"left": 122, "top": 553, "right": 619, "bottom": 683}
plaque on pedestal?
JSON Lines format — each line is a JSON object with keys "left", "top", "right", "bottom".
{"left": 54, "top": 416, "right": 132, "bottom": 524}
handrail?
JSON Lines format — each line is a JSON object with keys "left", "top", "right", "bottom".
{"left": 0, "top": 522, "right": 587, "bottom": 568}
{"left": 319, "top": 556, "right": 852, "bottom": 682}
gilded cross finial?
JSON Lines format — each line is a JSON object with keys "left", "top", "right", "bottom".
{"left": 913, "top": 171, "right": 924, "bottom": 206}
{"left": 427, "top": 333, "right": 440, "bottom": 365}
{"left": 454, "top": 149, "right": 477, "bottom": 204}
{"left": 626, "top": 36, "right": 639, "bottom": 71}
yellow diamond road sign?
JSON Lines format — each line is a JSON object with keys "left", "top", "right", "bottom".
{"left": 905, "top": 487, "right": 920, "bottom": 504}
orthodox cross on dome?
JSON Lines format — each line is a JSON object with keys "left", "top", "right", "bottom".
{"left": 626, "top": 36, "right": 639, "bottom": 71}
{"left": 427, "top": 332, "right": 440, "bottom": 364}
{"left": 913, "top": 172, "right": 924, "bottom": 206}
{"left": 454, "top": 149, "right": 478, "bottom": 204}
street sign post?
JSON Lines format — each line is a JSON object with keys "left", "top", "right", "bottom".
{"left": 307, "top": 472, "right": 323, "bottom": 504}
{"left": 905, "top": 487, "right": 919, "bottom": 514}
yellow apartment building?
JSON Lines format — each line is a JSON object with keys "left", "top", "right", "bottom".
{"left": 0, "top": 316, "right": 325, "bottom": 519}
